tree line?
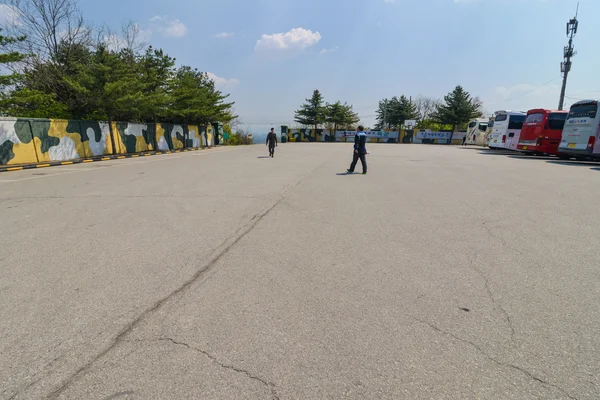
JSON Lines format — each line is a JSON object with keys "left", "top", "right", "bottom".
{"left": 293, "top": 86, "right": 484, "bottom": 133}
{"left": 375, "top": 86, "right": 484, "bottom": 132}
{"left": 294, "top": 90, "right": 360, "bottom": 133}
{"left": 0, "top": 0, "right": 235, "bottom": 130}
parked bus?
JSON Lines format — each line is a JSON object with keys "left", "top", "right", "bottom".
{"left": 466, "top": 119, "right": 489, "bottom": 146}
{"left": 558, "top": 100, "right": 600, "bottom": 159}
{"left": 517, "top": 109, "right": 568, "bottom": 156}
{"left": 488, "top": 111, "right": 526, "bottom": 150}
{"left": 483, "top": 117, "right": 494, "bottom": 147}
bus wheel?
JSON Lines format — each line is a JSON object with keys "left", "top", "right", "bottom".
{"left": 557, "top": 155, "right": 570, "bottom": 160}
{"left": 575, "top": 156, "right": 588, "bottom": 162}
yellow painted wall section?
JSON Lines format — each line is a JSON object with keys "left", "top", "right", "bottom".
{"left": 188, "top": 125, "right": 202, "bottom": 148}
{"left": 206, "top": 125, "right": 214, "bottom": 147}
{"left": 35, "top": 120, "right": 87, "bottom": 161}
{"left": 155, "top": 124, "right": 166, "bottom": 151}
{"left": 0, "top": 120, "right": 38, "bottom": 165}
{"left": 135, "top": 136, "right": 150, "bottom": 152}
{"left": 111, "top": 122, "right": 127, "bottom": 154}
{"left": 172, "top": 127, "right": 184, "bottom": 150}
{"left": 8, "top": 142, "right": 38, "bottom": 165}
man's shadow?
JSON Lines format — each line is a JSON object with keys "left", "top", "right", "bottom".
{"left": 257, "top": 156, "right": 271, "bottom": 159}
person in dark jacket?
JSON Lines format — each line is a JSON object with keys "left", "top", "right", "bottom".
{"left": 347, "top": 126, "right": 367, "bottom": 174}
{"left": 266, "top": 128, "right": 278, "bottom": 157}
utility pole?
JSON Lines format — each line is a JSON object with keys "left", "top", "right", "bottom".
{"left": 558, "top": 3, "right": 579, "bottom": 111}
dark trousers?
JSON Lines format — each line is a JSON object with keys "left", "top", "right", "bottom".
{"left": 349, "top": 151, "right": 367, "bottom": 173}
{"left": 269, "top": 145, "right": 275, "bottom": 156}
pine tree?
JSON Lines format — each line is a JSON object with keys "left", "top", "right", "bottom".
{"left": 431, "top": 86, "right": 482, "bottom": 132}
{"left": 325, "top": 101, "right": 359, "bottom": 135}
{"left": 294, "top": 90, "right": 326, "bottom": 130}
{"left": 0, "top": 28, "right": 26, "bottom": 89}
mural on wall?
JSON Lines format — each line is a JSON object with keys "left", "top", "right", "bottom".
{"left": 0, "top": 119, "right": 38, "bottom": 165}
{"left": 0, "top": 118, "right": 212, "bottom": 166}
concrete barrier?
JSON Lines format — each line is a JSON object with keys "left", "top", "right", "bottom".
{"left": 0, "top": 118, "right": 215, "bottom": 167}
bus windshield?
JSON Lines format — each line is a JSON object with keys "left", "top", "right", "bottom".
{"left": 495, "top": 114, "right": 508, "bottom": 122}
{"left": 508, "top": 115, "right": 525, "bottom": 130}
{"left": 548, "top": 113, "right": 567, "bottom": 130}
{"left": 479, "top": 123, "right": 488, "bottom": 132}
{"left": 525, "top": 113, "right": 544, "bottom": 124}
{"left": 568, "top": 103, "right": 598, "bottom": 119}
{"left": 468, "top": 122, "right": 477, "bottom": 128}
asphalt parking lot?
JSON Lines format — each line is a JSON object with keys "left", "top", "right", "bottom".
{"left": 1, "top": 143, "right": 599, "bottom": 400}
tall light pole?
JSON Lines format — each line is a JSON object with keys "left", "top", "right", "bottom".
{"left": 558, "top": 3, "right": 579, "bottom": 111}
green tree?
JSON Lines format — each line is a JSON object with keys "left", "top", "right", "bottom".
{"left": 431, "top": 86, "right": 483, "bottom": 132}
{"left": 166, "top": 66, "right": 235, "bottom": 129}
{"left": 375, "top": 99, "right": 391, "bottom": 130}
{"left": 294, "top": 89, "right": 325, "bottom": 130}
{"left": 0, "top": 28, "right": 26, "bottom": 89}
{"left": 325, "top": 101, "right": 359, "bottom": 137}
{"left": 375, "top": 96, "right": 419, "bottom": 130}
{"left": 388, "top": 96, "right": 419, "bottom": 129}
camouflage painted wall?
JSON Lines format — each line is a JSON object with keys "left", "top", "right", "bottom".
{"left": 0, "top": 118, "right": 212, "bottom": 166}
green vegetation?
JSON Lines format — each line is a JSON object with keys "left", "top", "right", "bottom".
{"left": 294, "top": 90, "right": 359, "bottom": 135}
{"left": 0, "top": 0, "right": 235, "bottom": 130}
{"left": 375, "top": 87, "right": 483, "bottom": 131}
{"left": 431, "top": 86, "right": 483, "bottom": 131}
{"left": 375, "top": 96, "right": 419, "bottom": 130}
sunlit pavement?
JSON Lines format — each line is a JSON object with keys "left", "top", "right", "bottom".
{"left": 1, "top": 144, "right": 599, "bottom": 400}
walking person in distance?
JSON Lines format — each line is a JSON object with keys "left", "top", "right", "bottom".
{"left": 266, "top": 128, "right": 278, "bottom": 157}
{"left": 347, "top": 125, "right": 367, "bottom": 175}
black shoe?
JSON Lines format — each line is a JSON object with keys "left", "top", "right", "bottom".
{"left": 362, "top": 172, "right": 367, "bottom": 175}
{"left": 347, "top": 169, "right": 353, "bottom": 173}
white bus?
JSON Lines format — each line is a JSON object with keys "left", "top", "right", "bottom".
{"left": 466, "top": 119, "right": 489, "bottom": 146}
{"left": 483, "top": 117, "right": 494, "bottom": 147}
{"left": 488, "top": 110, "right": 526, "bottom": 150}
{"left": 558, "top": 100, "right": 600, "bottom": 159}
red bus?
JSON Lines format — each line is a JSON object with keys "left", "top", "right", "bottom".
{"left": 517, "top": 109, "right": 568, "bottom": 156}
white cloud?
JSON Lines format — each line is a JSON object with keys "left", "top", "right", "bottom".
{"left": 149, "top": 16, "right": 187, "bottom": 38}
{"left": 255, "top": 28, "right": 321, "bottom": 52}
{"left": 0, "top": 4, "right": 21, "bottom": 26}
{"left": 215, "top": 32, "right": 234, "bottom": 39}
{"left": 319, "top": 46, "right": 339, "bottom": 55}
{"left": 207, "top": 72, "right": 240, "bottom": 90}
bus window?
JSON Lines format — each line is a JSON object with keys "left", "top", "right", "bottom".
{"left": 548, "top": 113, "right": 567, "bottom": 130}
{"left": 469, "top": 122, "right": 477, "bottom": 128}
{"left": 508, "top": 132, "right": 515, "bottom": 138}
{"left": 525, "top": 113, "right": 544, "bottom": 124}
{"left": 478, "top": 124, "right": 488, "bottom": 132}
{"left": 508, "top": 115, "right": 525, "bottom": 130}
{"left": 488, "top": 121, "right": 494, "bottom": 128}
{"left": 495, "top": 114, "right": 508, "bottom": 122}
{"left": 568, "top": 103, "right": 598, "bottom": 119}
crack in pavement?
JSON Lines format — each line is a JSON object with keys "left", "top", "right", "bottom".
{"left": 413, "top": 317, "right": 579, "bottom": 400}
{"left": 466, "top": 252, "right": 516, "bottom": 343}
{"left": 157, "top": 337, "right": 280, "bottom": 400}
{"left": 43, "top": 165, "right": 319, "bottom": 400}
{"left": 482, "top": 218, "right": 527, "bottom": 258}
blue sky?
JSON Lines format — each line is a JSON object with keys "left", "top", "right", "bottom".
{"left": 10, "top": 0, "right": 600, "bottom": 132}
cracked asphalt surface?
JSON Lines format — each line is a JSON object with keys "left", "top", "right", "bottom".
{"left": 1, "top": 144, "right": 599, "bottom": 400}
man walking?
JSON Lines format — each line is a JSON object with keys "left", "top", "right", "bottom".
{"left": 266, "top": 128, "right": 278, "bottom": 157}
{"left": 347, "top": 125, "right": 367, "bottom": 174}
